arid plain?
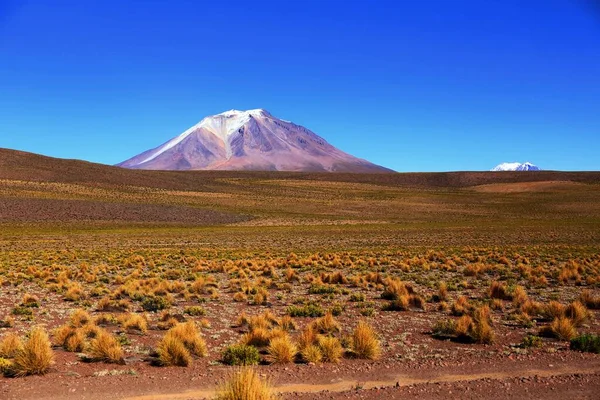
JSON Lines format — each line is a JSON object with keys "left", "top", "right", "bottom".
{"left": 1, "top": 149, "right": 599, "bottom": 399}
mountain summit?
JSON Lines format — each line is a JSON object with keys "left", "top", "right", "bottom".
{"left": 118, "top": 109, "right": 391, "bottom": 172}
{"left": 491, "top": 162, "right": 540, "bottom": 171}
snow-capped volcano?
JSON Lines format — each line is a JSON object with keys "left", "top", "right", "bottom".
{"left": 118, "top": 109, "right": 391, "bottom": 172}
{"left": 491, "top": 162, "right": 540, "bottom": 171}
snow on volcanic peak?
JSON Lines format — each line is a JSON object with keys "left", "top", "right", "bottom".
{"left": 118, "top": 108, "right": 391, "bottom": 172}
{"left": 491, "top": 162, "right": 540, "bottom": 171}
{"left": 138, "top": 109, "right": 273, "bottom": 164}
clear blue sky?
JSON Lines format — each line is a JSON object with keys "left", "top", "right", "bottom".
{"left": 1, "top": 0, "right": 599, "bottom": 172}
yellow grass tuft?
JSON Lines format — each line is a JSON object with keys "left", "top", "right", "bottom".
{"left": 168, "top": 322, "right": 207, "bottom": 357}
{"left": 349, "top": 320, "right": 381, "bottom": 360}
{"left": 0, "top": 333, "right": 23, "bottom": 359}
{"left": 312, "top": 312, "right": 340, "bottom": 334}
{"left": 565, "top": 301, "right": 588, "bottom": 327}
{"left": 549, "top": 317, "right": 577, "bottom": 341}
{"left": 86, "top": 329, "right": 124, "bottom": 363}
{"left": 12, "top": 328, "right": 54, "bottom": 376}
{"left": 300, "top": 344, "right": 323, "bottom": 364}
{"left": 121, "top": 313, "right": 148, "bottom": 333}
{"left": 317, "top": 336, "right": 343, "bottom": 363}
{"left": 157, "top": 334, "right": 191, "bottom": 367}
{"left": 266, "top": 334, "right": 297, "bottom": 364}
{"left": 216, "top": 368, "right": 275, "bottom": 400}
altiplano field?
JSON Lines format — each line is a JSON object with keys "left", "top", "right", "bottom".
{"left": 0, "top": 150, "right": 599, "bottom": 399}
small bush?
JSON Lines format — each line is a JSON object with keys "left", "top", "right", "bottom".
{"left": 349, "top": 321, "right": 380, "bottom": 360}
{"left": 11, "top": 306, "right": 33, "bottom": 317}
{"left": 0, "top": 333, "right": 23, "bottom": 359}
{"left": 222, "top": 344, "right": 260, "bottom": 366}
{"left": 432, "top": 319, "right": 456, "bottom": 337}
{"left": 317, "top": 336, "right": 343, "bottom": 363}
{"left": 21, "top": 294, "right": 40, "bottom": 308}
{"left": 312, "top": 313, "right": 340, "bottom": 334}
{"left": 297, "top": 325, "right": 317, "bottom": 351}
{"left": 570, "top": 334, "right": 600, "bottom": 354}
{"left": 543, "top": 301, "right": 565, "bottom": 320}
{"left": 266, "top": 335, "right": 297, "bottom": 364}
{"left": 580, "top": 290, "right": 600, "bottom": 310}
{"left": 216, "top": 368, "right": 274, "bottom": 400}
{"left": 383, "top": 294, "right": 409, "bottom": 311}
{"left": 70, "top": 309, "right": 92, "bottom": 327}
{"left": 287, "top": 303, "right": 324, "bottom": 318}
{"left": 241, "top": 327, "right": 271, "bottom": 348}
{"left": 278, "top": 315, "right": 296, "bottom": 331}
{"left": 86, "top": 330, "right": 124, "bottom": 364}
{"left": 156, "top": 334, "right": 191, "bottom": 367}
{"left": 451, "top": 296, "right": 470, "bottom": 316}
{"left": 489, "top": 281, "right": 510, "bottom": 300}
{"left": 349, "top": 293, "right": 365, "bottom": 302}
{"left": 167, "top": 322, "right": 206, "bottom": 357}
{"left": 122, "top": 314, "right": 148, "bottom": 333}
{"left": 0, "top": 357, "right": 13, "bottom": 375}
{"left": 565, "top": 301, "right": 588, "bottom": 327}
{"left": 141, "top": 296, "right": 171, "bottom": 312}
{"left": 540, "top": 317, "right": 577, "bottom": 341}
{"left": 300, "top": 344, "right": 322, "bottom": 364}
{"left": 12, "top": 328, "right": 54, "bottom": 376}
{"left": 521, "top": 335, "right": 543, "bottom": 348}
{"left": 184, "top": 306, "right": 206, "bottom": 316}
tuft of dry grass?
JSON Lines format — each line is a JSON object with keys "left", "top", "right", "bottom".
{"left": 266, "top": 334, "right": 297, "bottom": 364}
{"left": 121, "top": 313, "right": 148, "bottom": 334}
{"left": 278, "top": 315, "right": 296, "bottom": 331}
{"left": 312, "top": 312, "right": 340, "bottom": 334}
{"left": 70, "top": 309, "right": 92, "bottom": 327}
{"left": 241, "top": 327, "right": 271, "bottom": 348}
{"left": 167, "top": 322, "right": 207, "bottom": 357}
{"left": 580, "top": 290, "right": 600, "bottom": 310}
{"left": 489, "top": 281, "right": 509, "bottom": 300}
{"left": 470, "top": 306, "right": 495, "bottom": 344}
{"left": 451, "top": 296, "right": 471, "bottom": 316}
{"left": 297, "top": 325, "right": 317, "bottom": 351}
{"left": 541, "top": 317, "right": 577, "bottom": 341}
{"left": 317, "top": 336, "right": 343, "bottom": 363}
{"left": 300, "top": 344, "right": 322, "bottom": 364}
{"left": 12, "top": 328, "right": 54, "bottom": 376}
{"left": 86, "top": 330, "right": 124, "bottom": 364}
{"left": 216, "top": 368, "right": 274, "bottom": 400}
{"left": 565, "top": 301, "right": 589, "bottom": 327}
{"left": 156, "top": 334, "right": 191, "bottom": 367}
{"left": 0, "top": 333, "right": 23, "bottom": 359}
{"left": 349, "top": 320, "right": 380, "bottom": 360}
{"left": 543, "top": 301, "right": 565, "bottom": 320}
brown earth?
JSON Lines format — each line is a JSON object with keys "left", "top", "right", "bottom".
{"left": 0, "top": 148, "right": 599, "bottom": 400}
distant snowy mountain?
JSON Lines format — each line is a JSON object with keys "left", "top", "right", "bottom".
{"left": 118, "top": 109, "right": 391, "bottom": 172}
{"left": 491, "top": 162, "right": 540, "bottom": 171}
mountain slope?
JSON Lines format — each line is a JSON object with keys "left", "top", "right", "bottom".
{"left": 118, "top": 109, "right": 392, "bottom": 172}
{"left": 492, "top": 162, "right": 540, "bottom": 171}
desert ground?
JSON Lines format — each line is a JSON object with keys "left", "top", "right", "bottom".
{"left": 0, "top": 149, "right": 599, "bottom": 399}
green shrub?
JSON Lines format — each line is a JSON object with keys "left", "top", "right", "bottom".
{"left": 287, "top": 303, "right": 324, "bottom": 318}
{"left": 329, "top": 303, "right": 344, "bottom": 316}
{"left": 308, "top": 284, "right": 339, "bottom": 295}
{"left": 570, "top": 334, "right": 600, "bottom": 354}
{"left": 184, "top": 306, "right": 206, "bottom": 316}
{"left": 521, "top": 335, "right": 543, "bottom": 348}
{"left": 11, "top": 306, "right": 33, "bottom": 316}
{"left": 432, "top": 319, "right": 456, "bottom": 337}
{"left": 222, "top": 344, "right": 260, "bottom": 366}
{"left": 141, "top": 296, "right": 170, "bottom": 312}
{"left": 349, "top": 293, "right": 365, "bottom": 302}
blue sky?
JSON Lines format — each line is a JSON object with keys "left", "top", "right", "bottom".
{"left": 1, "top": 0, "right": 599, "bottom": 172}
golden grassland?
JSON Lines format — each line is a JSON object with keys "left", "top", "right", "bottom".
{"left": 0, "top": 159, "right": 599, "bottom": 389}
